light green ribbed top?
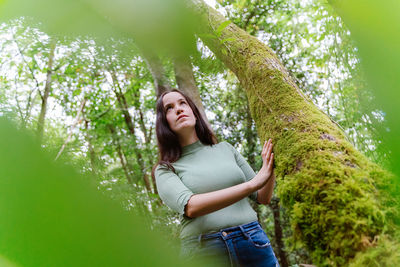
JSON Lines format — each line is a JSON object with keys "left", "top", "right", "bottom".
{"left": 155, "top": 141, "right": 258, "bottom": 239}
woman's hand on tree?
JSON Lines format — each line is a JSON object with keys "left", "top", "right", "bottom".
{"left": 185, "top": 139, "right": 275, "bottom": 217}
{"left": 249, "top": 139, "right": 274, "bottom": 190}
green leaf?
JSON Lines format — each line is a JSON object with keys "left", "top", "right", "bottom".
{"left": 72, "top": 88, "right": 81, "bottom": 96}
{"left": 221, "top": 47, "right": 228, "bottom": 56}
{"left": 216, "top": 20, "right": 231, "bottom": 37}
{"left": 221, "top": 37, "right": 235, "bottom": 44}
{"left": 0, "top": 117, "right": 206, "bottom": 267}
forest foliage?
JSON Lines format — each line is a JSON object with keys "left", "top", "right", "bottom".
{"left": 0, "top": 0, "right": 399, "bottom": 266}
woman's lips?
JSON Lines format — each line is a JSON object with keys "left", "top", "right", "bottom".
{"left": 177, "top": 115, "right": 188, "bottom": 121}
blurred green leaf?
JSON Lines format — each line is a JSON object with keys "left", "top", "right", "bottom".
{"left": 72, "top": 88, "right": 81, "bottom": 96}
{"left": 0, "top": 0, "right": 198, "bottom": 55}
{"left": 216, "top": 20, "right": 231, "bottom": 37}
{"left": 330, "top": 0, "right": 400, "bottom": 196}
{"left": 0, "top": 255, "right": 18, "bottom": 267}
{"left": 0, "top": 117, "right": 202, "bottom": 267}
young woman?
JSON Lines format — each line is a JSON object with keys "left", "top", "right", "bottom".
{"left": 153, "top": 89, "right": 279, "bottom": 267}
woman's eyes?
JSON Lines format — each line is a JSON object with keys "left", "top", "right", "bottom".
{"left": 166, "top": 101, "right": 186, "bottom": 111}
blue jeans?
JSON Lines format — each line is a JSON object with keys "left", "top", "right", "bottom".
{"left": 180, "top": 221, "right": 280, "bottom": 267}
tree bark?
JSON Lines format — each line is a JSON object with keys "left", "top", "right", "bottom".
{"left": 173, "top": 53, "right": 211, "bottom": 127}
{"left": 192, "top": 0, "right": 394, "bottom": 265}
{"left": 269, "top": 197, "right": 289, "bottom": 267}
{"left": 84, "top": 119, "right": 98, "bottom": 177}
{"left": 37, "top": 42, "right": 56, "bottom": 142}
{"left": 108, "top": 124, "right": 133, "bottom": 185}
{"left": 140, "top": 49, "right": 171, "bottom": 97}
{"left": 242, "top": 88, "right": 289, "bottom": 266}
{"left": 244, "top": 94, "right": 256, "bottom": 168}
{"left": 12, "top": 32, "right": 40, "bottom": 129}
{"left": 135, "top": 103, "right": 158, "bottom": 195}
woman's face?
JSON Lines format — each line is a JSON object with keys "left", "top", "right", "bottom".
{"left": 162, "top": 92, "right": 196, "bottom": 135}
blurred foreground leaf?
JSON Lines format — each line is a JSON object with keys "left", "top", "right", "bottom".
{"left": 0, "top": 118, "right": 198, "bottom": 267}
{"left": 0, "top": 255, "right": 18, "bottom": 267}
{"left": 330, "top": 0, "right": 400, "bottom": 204}
{"left": 0, "top": 0, "right": 197, "bottom": 54}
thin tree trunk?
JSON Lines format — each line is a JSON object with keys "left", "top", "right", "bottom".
{"left": 173, "top": 54, "right": 211, "bottom": 127}
{"left": 136, "top": 105, "right": 158, "bottom": 195}
{"left": 140, "top": 49, "right": 171, "bottom": 97}
{"left": 108, "top": 124, "right": 133, "bottom": 185}
{"left": 84, "top": 119, "right": 98, "bottom": 177}
{"left": 37, "top": 42, "right": 56, "bottom": 142}
{"left": 269, "top": 197, "right": 289, "bottom": 267}
{"left": 137, "top": 108, "right": 150, "bottom": 144}
{"left": 143, "top": 51, "right": 215, "bottom": 190}
{"left": 14, "top": 86, "right": 28, "bottom": 129}
{"left": 55, "top": 98, "right": 87, "bottom": 161}
{"left": 12, "top": 33, "right": 40, "bottom": 128}
{"left": 192, "top": 0, "right": 394, "bottom": 265}
{"left": 110, "top": 72, "right": 152, "bottom": 192}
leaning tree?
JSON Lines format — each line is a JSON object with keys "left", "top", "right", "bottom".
{"left": 188, "top": 0, "right": 399, "bottom": 265}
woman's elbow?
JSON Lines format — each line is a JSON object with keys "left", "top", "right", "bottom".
{"left": 258, "top": 199, "right": 270, "bottom": 205}
{"left": 257, "top": 196, "right": 272, "bottom": 205}
{"left": 184, "top": 197, "right": 198, "bottom": 218}
{"left": 184, "top": 205, "right": 199, "bottom": 218}
{"left": 184, "top": 204, "right": 193, "bottom": 218}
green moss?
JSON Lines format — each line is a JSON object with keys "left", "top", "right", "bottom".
{"left": 242, "top": 64, "right": 396, "bottom": 266}
{"left": 348, "top": 235, "right": 400, "bottom": 267}
{"left": 197, "top": 4, "right": 400, "bottom": 266}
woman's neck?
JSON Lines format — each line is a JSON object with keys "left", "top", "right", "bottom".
{"left": 179, "top": 130, "right": 199, "bottom": 147}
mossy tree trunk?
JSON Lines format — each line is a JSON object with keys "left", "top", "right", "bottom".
{"left": 192, "top": 0, "right": 394, "bottom": 265}
{"left": 240, "top": 84, "right": 290, "bottom": 266}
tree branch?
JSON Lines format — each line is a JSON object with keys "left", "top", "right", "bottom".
{"left": 54, "top": 98, "right": 87, "bottom": 161}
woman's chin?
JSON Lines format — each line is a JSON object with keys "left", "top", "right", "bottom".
{"left": 175, "top": 123, "right": 196, "bottom": 134}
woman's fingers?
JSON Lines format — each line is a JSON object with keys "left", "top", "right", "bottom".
{"left": 268, "top": 153, "right": 274, "bottom": 170}
{"left": 261, "top": 141, "right": 267, "bottom": 164}
{"left": 262, "top": 142, "right": 265, "bottom": 156}
{"left": 262, "top": 139, "right": 274, "bottom": 167}
{"left": 266, "top": 142, "right": 273, "bottom": 162}
{"left": 264, "top": 139, "right": 272, "bottom": 161}
{"left": 262, "top": 140, "right": 268, "bottom": 156}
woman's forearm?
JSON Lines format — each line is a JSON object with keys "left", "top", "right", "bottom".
{"left": 185, "top": 176, "right": 261, "bottom": 218}
{"left": 185, "top": 140, "right": 275, "bottom": 218}
{"left": 256, "top": 173, "right": 275, "bottom": 205}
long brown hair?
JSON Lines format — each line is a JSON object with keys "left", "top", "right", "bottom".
{"left": 152, "top": 89, "right": 216, "bottom": 174}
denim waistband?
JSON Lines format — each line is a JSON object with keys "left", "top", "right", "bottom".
{"left": 183, "top": 221, "right": 260, "bottom": 244}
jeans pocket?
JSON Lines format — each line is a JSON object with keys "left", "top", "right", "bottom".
{"left": 247, "top": 228, "right": 271, "bottom": 248}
